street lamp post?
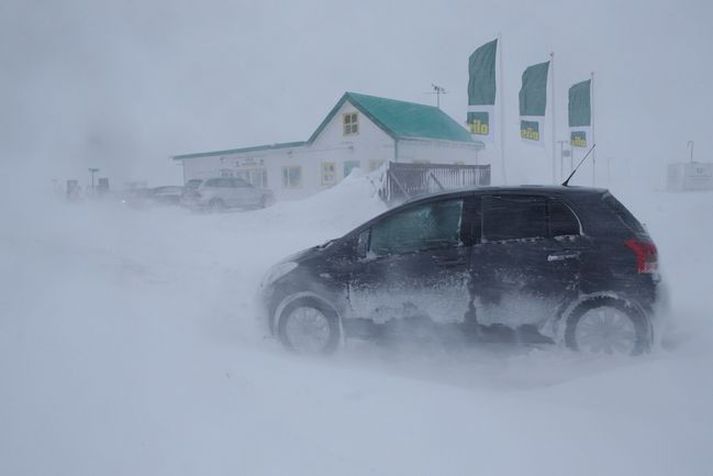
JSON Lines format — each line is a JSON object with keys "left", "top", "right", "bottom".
{"left": 88, "top": 168, "right": 99, "bottom": 194}
{"left": 556, "top": 140, "right": 569, "bottom": 181}
{"left": 687, "top": 140, "right": 695, "bottom": 163}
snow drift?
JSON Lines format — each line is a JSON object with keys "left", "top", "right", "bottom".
{"left": 0, "top": 174, "right": 711, "bottom": 476}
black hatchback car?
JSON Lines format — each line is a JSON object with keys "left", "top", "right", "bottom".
{"left": 259, "top": 186, "right": 663, "bottom": 355}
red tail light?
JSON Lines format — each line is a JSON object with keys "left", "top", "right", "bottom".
{"left": 625, "top": 239, "right": 658, "bottom": 274}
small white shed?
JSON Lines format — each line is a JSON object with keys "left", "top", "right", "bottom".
{"left": 667, "top": 162, "right": 713, "bottom": 191}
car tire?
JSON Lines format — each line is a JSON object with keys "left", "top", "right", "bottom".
{"left": 564, "top": 296, "right": 650, "bottom": 356}
{"left": 277, "top": 297, "right": 340, "bottom": 355}
{"left": 209, "top": 198, "right": 225, "bottom": 212}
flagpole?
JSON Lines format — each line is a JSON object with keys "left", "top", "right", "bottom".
{"left": 591, "top": 71, "right": 596, "bottom": 185}
{"left": 498, "top": 33, "right": 507, "bottom": 184}
{"left": 550, "top": 51, "right": 556, "bottom": 183}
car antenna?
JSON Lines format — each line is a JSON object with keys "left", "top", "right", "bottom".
{"left": 562, "top": 144, "right": 596, "bottom": 187}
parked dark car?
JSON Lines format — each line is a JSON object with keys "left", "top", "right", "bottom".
{"left": 259, "top": 186, "right": 664, "bottom": 356}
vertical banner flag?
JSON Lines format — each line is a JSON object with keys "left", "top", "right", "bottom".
{"left": 519, "top": 61, "right": 550, "bottom": 145}
{"left": 568, "top": 79, "right": 592, "bottom": 148}
{"left": 467, "top": 39, "right": 497, "bottom": 142}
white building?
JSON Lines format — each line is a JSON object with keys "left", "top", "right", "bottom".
{"left": 173, "top": 92, "right": 488, "bottom": 200}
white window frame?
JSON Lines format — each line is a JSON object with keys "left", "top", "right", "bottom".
{"left": 343, "top": 112, "right": 359, "bottom": 136}
{"left": 343, "top": 160, "right": 361, "bottom": 177}
{"left": 321, "top": 162, "right": 337, "bottom": 185}
{"left": 282, "top": 166, "right": 302, "bottom": 189}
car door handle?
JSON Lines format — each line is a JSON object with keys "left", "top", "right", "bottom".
{"left": 547, "top": 251, "right": 581, "bottom": 262}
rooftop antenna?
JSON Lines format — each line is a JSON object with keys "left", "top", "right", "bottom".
{"left": 427, "top": 83, "right": 447, "bottom": 109}
{"left": 562, "top": 144, "right": 596, "bottom": 187}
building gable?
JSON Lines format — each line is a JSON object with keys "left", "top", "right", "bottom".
{"left": 308, "top": 92, "right": 475, "bottom": 144}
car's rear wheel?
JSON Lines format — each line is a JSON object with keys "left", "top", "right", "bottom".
{"left": 277, "top": 297, "right": 340, "bottom": 355}
{"left": 565, "top": 296, "right": 650, "bottom": 355}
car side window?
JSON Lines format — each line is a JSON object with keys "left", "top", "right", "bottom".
{"left": 549, "top": 199, "right": 580, "bottom": 237}
{"left": 204, "top": 178, "right": 220, "bottom": 187}
{"left": 482, "top": 195, "right": 547, "bottom": 242}
{"left": 232, "top": 178, "right": 251, "bottom": 188}
{"left": 369, "top": 199, "right": 463, "bottom": 257}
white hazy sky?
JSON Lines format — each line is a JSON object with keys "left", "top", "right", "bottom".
{"left": 1, "top": 0, "right": 711, "bottom": 187}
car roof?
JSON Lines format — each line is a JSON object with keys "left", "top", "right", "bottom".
{"left": 401, "top": 185, "right": 608, "bottom": 205}
{"left": 343, "top": 185, "right": 608, "bottom": 238}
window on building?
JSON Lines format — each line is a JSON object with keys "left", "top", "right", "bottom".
{"left": 344, "top": 160, "right": 361, "bottom": 177}
{"left": 343, "top": 112, "right": 359, "bottom": 136}
{"left": 282, "top": 166, "right": 302, "bottom": 189}
{"left": 368, "top": 160, "right": 385, "bottom": 171}
{"left": 321, "top": 162, "right": 337, "bottom": 185}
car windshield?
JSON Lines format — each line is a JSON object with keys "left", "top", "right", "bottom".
{"left": 185, "top": 180, "right": 202, "bottom": 190}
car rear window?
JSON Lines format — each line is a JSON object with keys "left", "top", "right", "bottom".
{"left": 549, "top": 199, "right": 580, "bottom": 237}
{"left": 602, "top": 193, "right": 645, "bottom": 234}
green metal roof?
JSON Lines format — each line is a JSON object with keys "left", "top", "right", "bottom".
{"left": 173, "top": 92, "right": 477, "bottom": 160}
{"left": 173, "top": 141, "right": 306, "bottom": 160}
{"left": 309, "top": 92, "right": 475, "bottom": 143}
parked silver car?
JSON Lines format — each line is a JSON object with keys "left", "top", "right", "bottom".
{"left": 180, "top": 177, "right": 274, "bottom": 211}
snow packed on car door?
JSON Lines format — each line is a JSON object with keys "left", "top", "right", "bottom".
{"left": 347, "top": 197, "right": 474, "bottom": 325}
{"left": 470, "top": 194, "right": 582, "bottom": 329}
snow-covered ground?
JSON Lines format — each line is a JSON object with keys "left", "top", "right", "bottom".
{"left": 1, "top": 175, "right": 711, "bottom": 475}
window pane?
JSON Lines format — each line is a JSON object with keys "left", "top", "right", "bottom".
{"left": 286, "top": 166, "right": 301, "bottom": 187}
{"left": 344, "top": 161, "right": 360, "bottom": 177}
{"left": 482, "top": 195, "right": 547, "bottom": 241}
{"left": 549, "top": 200, "right": 580, "bottom": 236}
{"left": 370, "top": 199, "right": 463, "bottom": 256}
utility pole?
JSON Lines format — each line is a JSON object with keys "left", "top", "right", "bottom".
{"left": 88, "top": 168, "right": 99, "bottom": 194}
{"left": 687, "top": 140, "right": 695, "bottom": 163}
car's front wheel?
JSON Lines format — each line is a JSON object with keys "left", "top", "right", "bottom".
{"left": 277, "top": 297, "right": 340, "bottom": 355}
{"left": 564, "top": 296, "right": 650, "bottom": 355}
{"left": 209, "top": 198, "right": 226, "bottom": 212}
